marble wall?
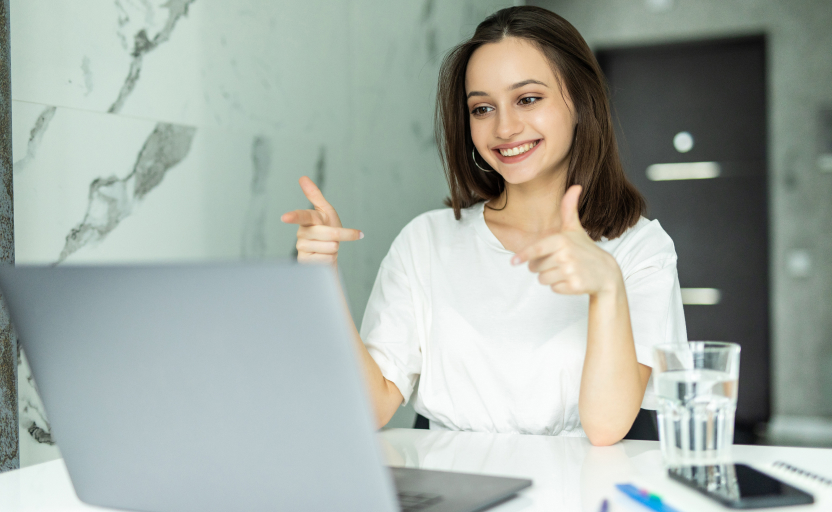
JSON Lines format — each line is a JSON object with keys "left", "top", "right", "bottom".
{"left": 531, "top": 0, "right": 832, "bottom": 426}
{"left": 9, "top": 0, "right": 515, "bottom": 467}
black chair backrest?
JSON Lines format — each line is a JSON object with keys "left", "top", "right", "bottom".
{"left": 412, "top": 409, "right": 658, "bottom": 441}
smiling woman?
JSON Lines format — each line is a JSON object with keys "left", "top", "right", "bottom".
{"left": 283, "top": 6, "right": 687, "bottom": 446}
{"left": 436, "top": 8, "right": 645, "bottom": 242}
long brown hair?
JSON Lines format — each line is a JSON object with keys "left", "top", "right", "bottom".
{"left": 435, "top": 6, "right": 645, "bottom": 241}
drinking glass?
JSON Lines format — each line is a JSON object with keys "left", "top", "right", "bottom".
{"left": 653, "top": 342, "right": 741, "bottom": 466}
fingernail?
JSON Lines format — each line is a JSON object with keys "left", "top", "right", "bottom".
{"left": 511, "top": 256, "right": 521, "bottom": 265}
{"left": 359, "top": 231, "right": 365, "bottom": 240}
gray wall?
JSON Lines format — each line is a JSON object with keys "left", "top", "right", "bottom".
{"left": 531, "top": 0, "right": 832, "bottom": 421}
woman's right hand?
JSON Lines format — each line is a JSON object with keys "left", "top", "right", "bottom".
{"left": 281, "top": 176, "right": 363, "bottom": 265}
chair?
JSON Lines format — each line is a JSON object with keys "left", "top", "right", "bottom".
{"left": 413, "top": 409, "right": 658, "bottom": 441}
{"left": 623, "top": 409, "right": 659, "bottom": 441}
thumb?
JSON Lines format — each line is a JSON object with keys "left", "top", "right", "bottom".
{"left": 299, "top": 176, "right": 334, "bottom": 213}
{"left": 560, "top": 185, "right": 583, "bottom": 232}
{"left": 299, "top": 176, "right": 340, "bottom": 226}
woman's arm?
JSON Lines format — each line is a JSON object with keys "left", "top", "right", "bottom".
{"left": 340, "top": 290, "right": 405, "bottom": 428}
{"left": 282, "top": 176, "right": 403, "bottom": 428}
{"left": 579, "top": 261, "right": 651, "bottom": 445}
{"left": 513, "top": 185, "right": 649, "bottom": 445}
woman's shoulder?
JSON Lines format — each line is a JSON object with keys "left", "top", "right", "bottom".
{"left": 598, "top": 216, "right": 678, "bottom": 271}
{"left": 396, "top": 203, "right": 482, "bottom": 241}
{"left": 384, "top": 204, "right": 481, "bottom": 267}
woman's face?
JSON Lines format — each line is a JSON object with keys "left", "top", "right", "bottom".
{"left": 466, "top": 37, "right": 576, "bottom": 186}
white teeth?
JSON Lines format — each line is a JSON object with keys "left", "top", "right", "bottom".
{"left": 499, "top": 140, "right": 538, "bottom": 157}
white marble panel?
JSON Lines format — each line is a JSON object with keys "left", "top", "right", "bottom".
{"left": 12, "top": 100, "right": 327, "bottom": 264}
{"left": 13, "top": 102, "right": 162, "bottom": 263}
{"left": 11, "top": 0, "right": 353, "bottom": 134}
{"left": 17, "top": 348, "right": 61, "bottom": 468}
{"left": 10, "top": 1, "right": 135, "bottom": 114}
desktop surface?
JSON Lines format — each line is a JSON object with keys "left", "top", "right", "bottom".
{"left": 1, "top": 429, "right": 830, "bottom": 512}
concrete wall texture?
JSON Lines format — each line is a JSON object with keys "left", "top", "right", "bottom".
{"left": 530, "top": 0, "right": 832, "bottom": 419}
{"left": 0, "top": 0, "right": 18, "bottom": 473}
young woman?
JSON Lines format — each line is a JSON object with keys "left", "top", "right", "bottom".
{"left": 281, "top": 6, "right": 686, "bottom": 446}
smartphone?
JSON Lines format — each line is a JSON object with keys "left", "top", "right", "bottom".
{"left": 668, "top": 464, "right": 814, "bottom": 509}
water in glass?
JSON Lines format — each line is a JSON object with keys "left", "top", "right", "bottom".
{"left": 655, "top": 368, "right": 738, "bottom": 466}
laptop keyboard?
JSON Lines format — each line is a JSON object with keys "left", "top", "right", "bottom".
{"left": 397, "top": 491, "right": 443, "bottom": 511}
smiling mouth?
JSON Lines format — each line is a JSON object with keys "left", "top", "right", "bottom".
{"left": 496, "top": 140, "right": 539, "bottom": 157}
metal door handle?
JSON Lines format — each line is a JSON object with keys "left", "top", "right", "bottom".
{"left": 681, "top": 288, "right": 721, "bottom": 305}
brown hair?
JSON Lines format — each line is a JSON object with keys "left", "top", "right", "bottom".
{"left": 435, "top": 6, "right": 645, "bottom": 241}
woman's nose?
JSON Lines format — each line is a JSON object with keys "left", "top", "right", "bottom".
{"left": 494, "top": 109, "right": 523, "bottom": 140}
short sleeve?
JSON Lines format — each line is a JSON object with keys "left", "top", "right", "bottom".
{"left": 626, "top": 258, "right": 687, "bottom": 364}
{"left": 615, "top": 221, "right": 688, "bottom": 409}
{"left": 359, "top": 241, "right": 423, "bottom": 406}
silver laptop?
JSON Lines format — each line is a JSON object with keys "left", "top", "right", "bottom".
{"left": 0, "top": 262, "right": 530, "bottom": 512}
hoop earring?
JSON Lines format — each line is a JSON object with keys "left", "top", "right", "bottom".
{"left": 472, "top": 147, "right": 492, "bottom": 173}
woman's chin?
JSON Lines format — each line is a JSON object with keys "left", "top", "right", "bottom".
{"left": 496, "top": 167, "right": 543, "bottom": 186}
{"left": 497, "top": 161, "right": 566, "bottom": 187}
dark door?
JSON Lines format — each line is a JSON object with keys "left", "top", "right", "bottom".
{"left": 597, "top": 37, "right": 770, "bottom": 434}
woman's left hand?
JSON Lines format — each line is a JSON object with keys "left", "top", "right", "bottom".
{"left": 511, "top": 185, "right": 623, "bottom": 296}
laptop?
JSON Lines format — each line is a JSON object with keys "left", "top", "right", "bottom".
{"left": 0, "top": 262, "right": 531, "bottom": 512}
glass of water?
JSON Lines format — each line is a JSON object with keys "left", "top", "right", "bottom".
{"left": 653, "top": 342, "right": 741, "bottom": 466}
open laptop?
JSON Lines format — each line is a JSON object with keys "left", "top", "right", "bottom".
{"left": 0, "top": 262, "right": 531, "bottom": 512}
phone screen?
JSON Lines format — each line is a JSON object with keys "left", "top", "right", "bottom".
{"left": 668, "top": 464, "right": 814, "bottom": 508}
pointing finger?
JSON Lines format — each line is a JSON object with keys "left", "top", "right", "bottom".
{"left": 281, "top": 209, "right": 324, "bottom": 227}
{"left": 298, "top": 225, "right": 364, "bottom": 242}
{"left": 560, "top": 185, "right": 583, "bottom": 232}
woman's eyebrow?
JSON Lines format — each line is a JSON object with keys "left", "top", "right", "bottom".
{"left": 466, "top": 79, "right": 549, "bottom": 99}
{"left": 509, "top": 79, "right": 548, "bottom": 90}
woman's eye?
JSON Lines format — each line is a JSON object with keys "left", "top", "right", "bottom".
{"left": 471, "top": 106, "right": 493, "bottom": 116}
{"left": 519, "top": 96, "right": 540, "bottom": 106}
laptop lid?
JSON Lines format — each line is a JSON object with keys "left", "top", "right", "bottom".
{"left": 0, "top": 262, "right": 398, "bottom": 512}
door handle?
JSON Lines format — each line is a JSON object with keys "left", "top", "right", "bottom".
{"left": 680, "top": 288, "right": 721, "bottom": 305}
{"left": 647, "top": 162, "right": 721, "bottom": 180}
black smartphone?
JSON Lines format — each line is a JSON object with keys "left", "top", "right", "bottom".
{"left": 668, "top": 464, "right": 814, "bottom": 509}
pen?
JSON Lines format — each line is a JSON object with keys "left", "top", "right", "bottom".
{"left": 616, "top": 483, "right": 681, "bottom": 512}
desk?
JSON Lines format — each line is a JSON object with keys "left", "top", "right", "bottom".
{"left": 1, "top": 429, "right": 830, "bottom": 511}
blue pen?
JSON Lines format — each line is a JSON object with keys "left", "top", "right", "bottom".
{"left": 616, "top": 484, "right": 681, "bottom": 512}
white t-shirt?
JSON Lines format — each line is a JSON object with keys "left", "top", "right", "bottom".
{"left": 360, "top": 201, "right": 687, "bottom": 436}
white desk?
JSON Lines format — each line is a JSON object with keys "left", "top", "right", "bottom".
{"left": 1, "top": 428, "right": 830, "bottom": 512}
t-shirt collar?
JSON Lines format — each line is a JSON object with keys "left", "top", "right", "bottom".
{"left": 464, "top": 201, "right": 512, "bottom": 254}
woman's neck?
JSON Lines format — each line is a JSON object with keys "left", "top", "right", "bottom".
{"left": 485, "top": 170, "right": 568, "bottom": 235}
